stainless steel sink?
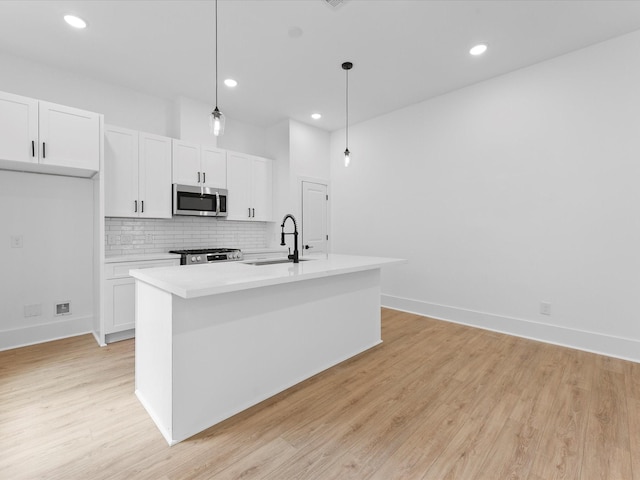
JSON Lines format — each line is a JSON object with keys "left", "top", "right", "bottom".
{"left": 243, "top": 258, "right": 314, "bottom": 266}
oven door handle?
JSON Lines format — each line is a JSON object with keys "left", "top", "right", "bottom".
{"left": 215, "top": 192, "right": 220, "bottom": 216}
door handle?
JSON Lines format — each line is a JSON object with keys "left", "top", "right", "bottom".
{"left": 198, "top": 172, "right": 201, "bottom": 183}
{"left": 252, "top": 208, "right": 255, "bottom": 218}
{"left": 32, "top": 141, "right": 35, "bottom": 157}
{"left": 203, "top": 172, "right": 206, "bottom": 184}
{"left": 42, "top": 142, "right": 46, "bottom": 158}
{"left": 134, "top": 200, "right": 138, "bottom": 213}
{"left": 141, "top": 200, "right": 144, "bottom": 213}
{"left": 304, "top": 245, "right": 314, "bottom": 250}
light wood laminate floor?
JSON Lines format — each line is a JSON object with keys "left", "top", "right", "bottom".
{"left": 1, "top": 308, "right": 639, "bottom": 479}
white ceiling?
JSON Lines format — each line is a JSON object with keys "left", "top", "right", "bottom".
{"left": 1, "top": 0, "right": 640, "bottom": 132}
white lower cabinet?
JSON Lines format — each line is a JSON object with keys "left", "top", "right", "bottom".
{"left": 104, "top": 258, "right": 180, "bottom": 341}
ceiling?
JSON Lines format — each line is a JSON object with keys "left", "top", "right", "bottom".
{"left": 1, "top": 0, "right": 640, "bottom": 132}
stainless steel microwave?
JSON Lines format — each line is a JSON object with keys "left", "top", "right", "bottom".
{"left": 173, "top": 184, "right": 228, "bottom": 217}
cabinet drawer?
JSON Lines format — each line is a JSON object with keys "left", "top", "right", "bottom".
{"left": 105, "top": 259, "right": 179, "bottom": 279}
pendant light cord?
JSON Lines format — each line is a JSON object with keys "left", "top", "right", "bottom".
{"left": 215, "top": 0, "right": 218, "bottom": 106}
{"left": 345, "top": 67, "right": 349, "bottom": 150}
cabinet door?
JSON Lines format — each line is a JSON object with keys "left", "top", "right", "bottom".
{"left": 251, "top": 157, "right": 273, "bottom": 221}
{"left": 201, "top": 146, "right": 227, "bottom": 188}
{"left": 139, "top": 132, "right": 172, "bottom": 218}
{"left": 104, "top": 125, "right": 139, "bottom": 217}
{"left": 38, "top": 101, "right": 100, "bottom": 171}
{"left": 104, "top": 278, "right": 135, "bottom": 333}
{"left": 172, "top": 140, "right": 201, "bottom": 186}
{"left": 0, "top": 91, "right": 38, "bottom": 164}
{"left": 226, "top": 152, "right": 253, "bottom": 220}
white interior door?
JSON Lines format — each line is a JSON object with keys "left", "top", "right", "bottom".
{"left": 301, "top": 181, "right": 328, "bottom": 255}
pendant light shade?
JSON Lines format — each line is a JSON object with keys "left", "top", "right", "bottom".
{"left": 210, "top": 106, "right": 225, "bottom": 136}
{"left": 210, "top": 0, "right": 224, "bottom": 136}
{"left": 342, "top": 61, "right": 353, "bottom": 167}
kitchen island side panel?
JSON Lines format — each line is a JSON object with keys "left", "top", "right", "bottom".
{"left": 134, "top": 281, "right": 174, "bottom": 444}
{"left": 170, "top": 268, "right": 381, "bottom": 443}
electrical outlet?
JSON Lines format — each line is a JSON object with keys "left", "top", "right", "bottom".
{"left": 145, "top": 234, "right": 153, "bottom": 243}
{"left": 10, "top": 235, "right": 23, "bottom": 248}
{"left": 121, "top": 234, "right": 133, "bottom": 245}
{"left": 540, "top": 302, "right": 551, "bottom": 316}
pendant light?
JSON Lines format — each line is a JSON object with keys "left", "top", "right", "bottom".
{"left": 342, "top": 61, "right": 353, "bottom": 167}
{"left": 209, "top": 0, "right": 225, "bottom": 136}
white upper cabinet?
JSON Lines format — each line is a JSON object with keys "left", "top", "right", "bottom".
{"left": 39, "top": 101, "right": 100, "bottom": 171}
{"left": 139, "top": 132, "right": 173, "bottom": 218}
{"left": 226, "top": 151, "right": 273, "bottom": 222}
{"left": 201, "top": 145, "right": 227, "bottom": 188}
{"left": 172, "top": 140, "right": 227, "bottom": 188}
{"left": 0, "top": 91, "right": 100, "bottom": 177}
{"left": 0, "top": 92, "right": 38, "bottom": 164}
{"left": 105, "top": 126, "right": 138, "bottom": 217}
{"left": 104, "top": 125, "right": 172, "bottom": 218}
{"left": 172, "top": 140, "right": 200, "bottom": 186}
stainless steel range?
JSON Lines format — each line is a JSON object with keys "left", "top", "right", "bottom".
{"left": 169, "top": 248, "right": 243, "bottom": 265}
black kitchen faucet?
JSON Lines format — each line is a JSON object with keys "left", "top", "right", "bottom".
{"left": 280, "top": 214, "right": 300, "bottom": 263}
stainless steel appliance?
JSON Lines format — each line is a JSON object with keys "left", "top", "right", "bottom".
{"left": 173, "top": 184, "right": 228, "bottom": 217}
{"left": 169, "top": 248, "right": 243, "bottom": 265}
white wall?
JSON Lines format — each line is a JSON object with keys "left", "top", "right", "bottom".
{"left": 0, "top": 171, "right": 94, "bottom": 349}
{"left": 0, "top": 51, "right": 173, "bottom": 136}
{"left": 330, "top": 30, "right": 640, "bottom": 362}
{"left": 289, "top": 120, "right": 330, "bottom": 183}
{"left": 263, "top": 120, "right": 331, "bottom": 246}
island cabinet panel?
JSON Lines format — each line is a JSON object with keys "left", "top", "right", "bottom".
{"left": 134, "top": 265, "right": 384, "bottom": 445}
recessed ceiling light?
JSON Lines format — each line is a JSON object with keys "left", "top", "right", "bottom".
{"left": 64, "top": 15, "right": 87, "bottom": 29}
{"left": 224, "top": 79, "right": 238, "bottom": 87}
{"left": 311, "top": 113, "right": 322, "bottom": 120}
{"left": 469, "top": 44, "right": 488, "bottom": 56}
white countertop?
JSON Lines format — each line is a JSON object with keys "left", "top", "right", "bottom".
{"left": 130, "top": 254, "right": 405, "bottom": 299}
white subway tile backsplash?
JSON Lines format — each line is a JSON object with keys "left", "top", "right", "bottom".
{"left": 105, "top": 217, "right": 268, "bottom": 257}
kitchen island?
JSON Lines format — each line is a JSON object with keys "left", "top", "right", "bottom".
{"left": 130, "top": 254, "right": 403, "bottom": 445}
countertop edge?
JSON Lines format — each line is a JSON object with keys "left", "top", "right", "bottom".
{"left": 131, "top": 255, "right": 405, "bottom": 299}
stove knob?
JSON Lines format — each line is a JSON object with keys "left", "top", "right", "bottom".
{"left": 191, "top": 256, "right": 197, "bottom": 263}
{"left": 196, "top": 256, "right": 202, "bottom": 262}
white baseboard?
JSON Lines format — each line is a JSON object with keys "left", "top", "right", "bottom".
{"left": 0, "top": 315, "right": 93, "bottom": 351}
{"left": 381, "top": 294, "right": 640, "bottom": 364}
{"left": 105, "top": 329, "right": 135, "bottom": 344}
